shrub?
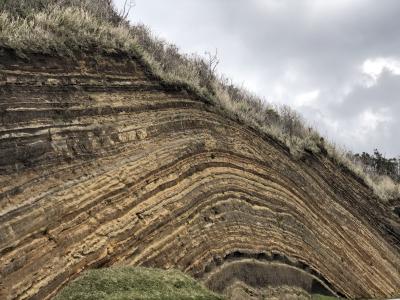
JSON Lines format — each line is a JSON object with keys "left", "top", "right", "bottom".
{"left": 0, "top": 0, "right": 120, "bottom": 22}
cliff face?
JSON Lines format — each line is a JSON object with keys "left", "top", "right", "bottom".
{"left": 0, "top": 50, "right": 399, "bottom": 300}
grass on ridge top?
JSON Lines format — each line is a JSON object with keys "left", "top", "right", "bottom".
{"left": 0, "top": 0, "right": 398, "bottom": 200}
{"left": 54, "top": 267, "right": 224, "bottom": 300}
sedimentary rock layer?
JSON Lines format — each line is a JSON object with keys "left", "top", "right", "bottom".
{"left": 0, "top": 49, "right": 399, "bottom": 299}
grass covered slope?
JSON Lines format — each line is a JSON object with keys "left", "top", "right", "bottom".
{"left": 0, "top": 0, "right": 398, "bottom": 200}
{"left": 54, "top": 267, "right": 223, "bottom": 300}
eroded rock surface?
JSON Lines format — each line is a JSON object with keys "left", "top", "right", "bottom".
{"left": 0, "top": 50, "right": 399, "bottom": 299}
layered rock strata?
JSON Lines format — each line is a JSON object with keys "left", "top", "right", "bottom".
{"left": 0, "top": 49, "right": 399, "bottom": 299}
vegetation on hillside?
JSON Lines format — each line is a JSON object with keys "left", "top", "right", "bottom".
{"left": 348, "top": 150, "right": 400, "bottom": 199}
{"left": 54, "top": 267, "right": 224, "bottom": 300}
{"left": 0, "top": 0, "right": 119, "bottom": 20}
{"left": 0, "top": 0, "right": 398, "bottom": 200}
{"left": 353, "top": 149, "right": 400, "bottom": 183}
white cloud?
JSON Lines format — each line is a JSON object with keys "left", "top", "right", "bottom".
{"left": 309, "top": 0, "right": 363, "bottom": 14}
{"left": 362, "top": 57, "right": 400, "bottom": 85}
{"left": 294, "top": 90, "right": 320, "bottom": 108}
{"left": 252, "top": 0, "right": 287, "bottom": 11}
{"left": 324, "top": 108, "right": 394, "bottom": 151}
{"left": 359, "top": 108, "right": 392, "bottom": 132}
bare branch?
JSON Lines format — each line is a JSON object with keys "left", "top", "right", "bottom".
{"left": 119, "top": 0, "right": 135, "bottom": 21}
{"left": 204, "top": 48, "right": 219, "bottom": 77}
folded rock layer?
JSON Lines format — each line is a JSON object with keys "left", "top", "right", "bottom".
{"left": 0, "top": 50, "right": 399, "bottom": 299}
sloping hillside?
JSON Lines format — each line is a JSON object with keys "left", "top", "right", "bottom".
{"left": 0, "top": 49, "right": 399, "bottom": 300}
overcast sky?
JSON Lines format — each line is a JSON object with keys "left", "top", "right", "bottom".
{"left": 114, "top": 0, "right": 400, "bottom": 157}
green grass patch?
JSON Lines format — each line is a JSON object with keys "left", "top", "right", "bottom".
{"left": 54, "top": 267, "right": 224, "bottom": 300}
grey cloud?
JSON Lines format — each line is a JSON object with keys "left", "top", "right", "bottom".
{"left": 332, "top": 71, "right": 400, "bottom": 117}
{"left": 323, "top": 71, "right": 400, "bottom": 156}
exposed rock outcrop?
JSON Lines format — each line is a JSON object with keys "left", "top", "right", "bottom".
{"left": 0, "top": 49, "right": 399, "bottom": 299}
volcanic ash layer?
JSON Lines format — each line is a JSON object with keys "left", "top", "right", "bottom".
{"left": 0, "top": 50, "right": 399, "bottom": 300}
